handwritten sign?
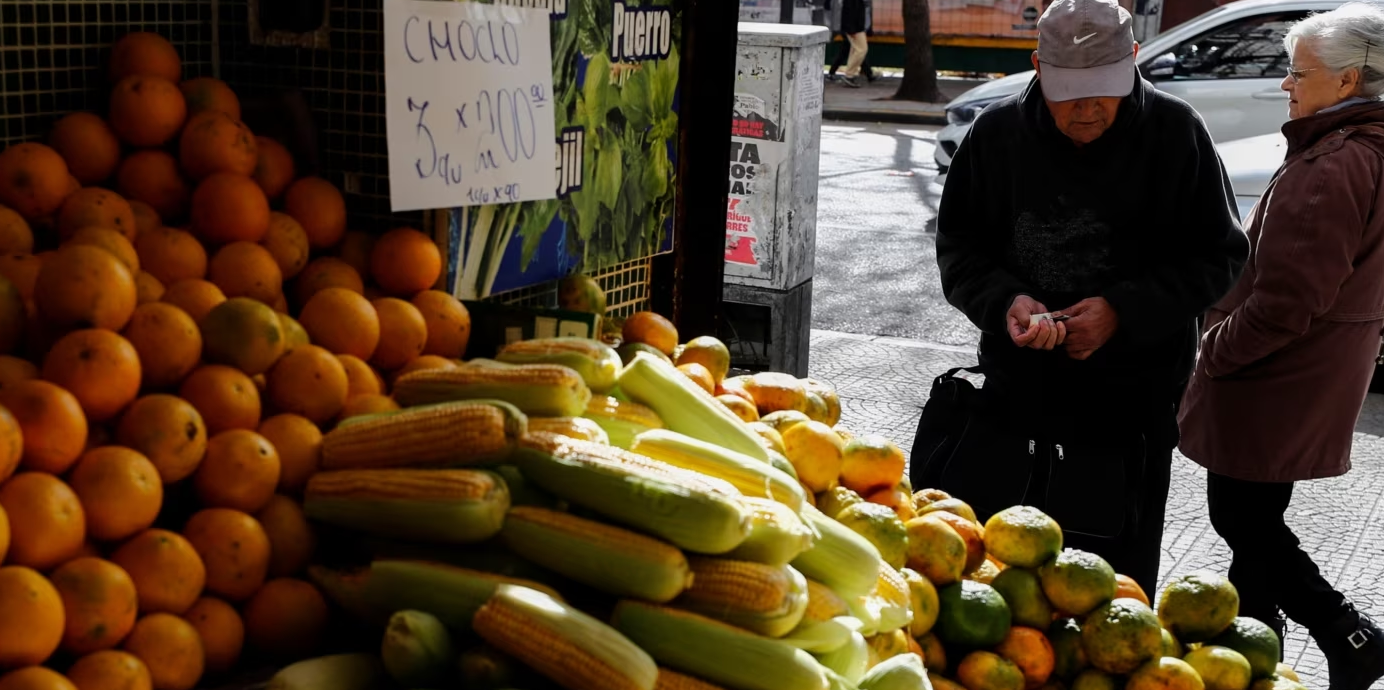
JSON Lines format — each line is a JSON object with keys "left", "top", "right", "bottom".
{"left": 384, "top": 0, "right": 558, "bottom": 212}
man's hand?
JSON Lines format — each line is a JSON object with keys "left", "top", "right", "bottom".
{"left": 1007, "top": 295, "right": 1066, "bottom": 351}
{"left": 1055, "top": 297, "right": 1119, "bottom": 360}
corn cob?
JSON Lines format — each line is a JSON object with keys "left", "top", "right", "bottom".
{"left": 630, "top": 430, "right": 806, "bottom": 513}
{"left": 781, "top": 616, "right": 861, "bottom": 655}
{"left": 804, "top": 580, "right": 851, "bottom": 623}
{"left": 304, "top": 469, "right": 509, "bottom": 544}
{"left": 672, "top": 558, "right": 809, "bottom": 638}
{"left": 584, "top": 395, "right": 665, "bottom": 449}
{"left": 513, "top": 432, "right": 751, "bottom": 555}
{"left": 496, "top": 337, "right": 623, "bottom": 393}
{"left": 501, "top": 506, "right": 693, "bottom": 603}
{"left": 308, "top": 560, "right": 564, "bottom": 629}
{"left": 725, "top": 497, "right": 816, "bottom": 567}
{"left": 872, "top": 563, "right": 914, "bottom": 633}
{"left": 858, "top": 652, "right": 928, "bottom": 690}
{"left": 766, "top": 450, "right": 798, "bottom": 481}
{"left": 790, "top": 506, "right": 885, "bottom": 599}
{"left": 527, "top": 416, "right": 611, "bottom": 444}
{"left": 474, "top": 584, "right": 658, "bottom": 690}
{"left": 394, "top": 362, "right": 592, "bottom": 417}
{"left": 322, "top": 400, "right": 525, "bottom": 470}
{"left": 266, "top": 653, "right": 385, "bottom": 690}
{"left": 657, "top": 668, "right": 727, "bottom": 690}
{"left": 381, "top": 610, "right": 454, "bottom": 687}
{"left": 617, "top": 352, "right": 769, "bottom": 462}
{"left": 814, "top": 632, "right": 870, "bottom": 685}
{"left": 457, "top": 646, "right": 526, "bottom": 689}
{"left": 612, "top": 601, "right": 831, "bottom": 690}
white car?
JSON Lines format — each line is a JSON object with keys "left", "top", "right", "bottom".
{"left": 934, "top": 0, "right": 1339, "bottom": 184}
{"left": 1217, "top": 131, "right": 1287, "bottom": 219}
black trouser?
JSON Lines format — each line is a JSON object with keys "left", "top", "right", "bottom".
{"left": 1206, "top": 472, "right": 1346, "bottom": 631}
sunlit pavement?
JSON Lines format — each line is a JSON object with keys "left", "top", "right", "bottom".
{"left": 807, "top": 120, "right": 1384, "bottom": 688}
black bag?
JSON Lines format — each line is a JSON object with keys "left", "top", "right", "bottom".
{"left": 908, "top": 366, "right": 1148, "bottom": 541}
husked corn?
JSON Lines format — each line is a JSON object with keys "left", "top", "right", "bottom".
{"left": 394, "top": 362, "right": 591, "bottom": 417}
{"left": 322, "top": 401, "right": 525, "bottom": 470}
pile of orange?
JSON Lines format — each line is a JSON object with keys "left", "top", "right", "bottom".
{"left": 0, "top": 31, "right": 475, "bottom": 690}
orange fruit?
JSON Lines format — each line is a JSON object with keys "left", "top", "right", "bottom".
{"left": 622, "top": 311, "right": 679, "bottom": 355}
{"left": 411, "top": 290, "right": 471, "bottom": 358}
{"left": 0, "top": 566, "right": 65, "bottom": 667}
{"left": 121, "top": 303, "right": 203, "bottom": 390}
{"left": 65, "top": 226, "right": 141, "bottom": 276}
{"left": 178, "top": 364, "right": 261, "bottom": 435}
{"left": 676, "top": 336, "right": 731, "bottom": 383}
{"left": 252, "top": 137, "right": 295, "bottom": 202}
{"left": 257, "top": 414, "right": 322, "bottom": 494}
{"left": 370, "top": 297, "right": 428, "bottom": 370}
{"left": 57, "top": 188, "right": 137, "bottom": 242}
{"left": 0, "top": 355, "right": 38, "bottom": 394}
{"left": 293, "top": 257, "right": 363, "bottom": 307}
{"left": 42, "top": 328, "right": 142, "bottom": 422}
{"left": 242, "top": 578, "right": 329, "bottom": 659}
{"left": 256, "top": 495, "right": 317, "bottom": 578}
{"left": 116, "top": 151, "right": 189, "bottom": 222}
{"left": 109, "top": 32, "right": 181, "bottom": 83}
{"left": 108, "top": 76, "right": 187, "bottom": 148}
{"left": 337, "top": 355, "right": 382, "bottom": 398}
{"left": 115, "top": 394, "right": 209, "bottom": 484}
{"left": 49, "top": 113, "right": 122, "bottom": 187}
{"left": 0, "top": 143, "right": 72, "bottom": 221}
{"left": 66, "top": 650, "right": 153, "bottom": 690}
{"left": 135, "top": 227, "right": 206, "bottom": 286}
{"left": 0, "top": 503, "right": 7, "bottom": 563}
{"left": 194, "top": 430, "right": 281, "bottom": 514}
{"left": 340, "top": 393, "right": 399, "bottom": 420}
{"left": 128, "top": 201, "right": 159, "bottom": 237}
{"left": 183, "top": 597, "right": 243, "bottom": 675}
{"left": 110, "top": 530, "right": 206, "bottom": 615}
{"left": 68, "top": 447, "right": 163, "bottom": 542}
{"left": 266, "top": 344, "right": 349, "bottom": 425}
{"left": 1116, "top": 574, "right": 1150, "bottom": 607}
{"left": 259, "top": 212, "right": 310, "bottom": 280}
{"left": 905, "top": 514, "right": 969, "bottom": 587}
{"left": 178, "top": 77, "right": 240, "bottom": 121}
{"left": 391, "top": 355, "right": 457, "bottom": 386}
{"left": 677, "top": 362, "right": 715, "bottom": 395}
{"left": 0, "top": 406, "right": 19, "bottom": 484}
{"left": 122, "top": 614, "right": 204, "bottom": 690}
{"left": 336, "top": 230, "right": 374, "bottom": 277}
{"left": 0, "top": 472, "right": 86, "bottom": 571}
{"left": 0, "top": 253, "right": 42, "bottom": 304}
{"left": 182, "top": 508, "right": 270, "bottom": 601}
{"left": 1125, "top": 658, "right": 1205, "bottom": 690}
{"left": 283, "top": 177, "right": 346, "bottom": 249}
{"left": 997, "top": 626, "right": 1057, "bottom": 690}
{"left": 179, "top": 111, "right": 257, "bottom": 181}
{"left": 191, "top": 173, "right": 270, "bottom": 245}
{"left": 51, "top": 557, "right": 140, "bottom": 655}
{"left": 160, "top": 280, "right": 224, "bottom": 323}
{"left": 370, "top": 227, "right": 441, "bottom": 296}
{"left": 135, "top": 272, "right": 165, "bottom": 304}
{"left": 780, "top": 420, "right": 845, "bottom": 493}
{"left": 207, "top": 241, "right": 282, "bottom": 305}
{"left": 34, "top": 243, "right": 138, "bottom": 331}
{"left": 0, "top": 380, "right": 88, "bottom": 474}
{"left": 0, "top": 667, "right": 76, "bottom": 690}
{"left": 299, "top": 288, "right": 380, "bottom": 361}
{"left": 200, "top": 298, "right": 287, "bottom": 376}
{"left": 0, "top": 206, "right": 33, "bottom": 255}
{"left": 958, "top": 650, "right": 1027, "bottom": 690}
{"left": 926, "top": 509, "right": 988, "bottom": 574}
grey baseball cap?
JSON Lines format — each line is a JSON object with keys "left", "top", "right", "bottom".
{"left": 1036, "top": 0, "right": 1136, "bottom": 102}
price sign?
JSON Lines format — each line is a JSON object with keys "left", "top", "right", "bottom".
{"left": 384, "top": 0, "right": 558, "bottom": 211}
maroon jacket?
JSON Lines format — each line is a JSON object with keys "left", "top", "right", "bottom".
{"left": 1179, "top": 101, "right": 1384, "bottom": 483}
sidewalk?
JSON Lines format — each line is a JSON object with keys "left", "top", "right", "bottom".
{"left": 822, "top": 74, "right": 987, "bottom": 125}
{"left": 808, "top": 328, "right": 1384, "bottom": 690}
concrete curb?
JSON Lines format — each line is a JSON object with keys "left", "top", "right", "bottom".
{"left": 822, "top": 108, "right": 948, "bottom": 125}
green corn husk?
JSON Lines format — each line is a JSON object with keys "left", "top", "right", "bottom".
{"left": 266, "top": 653, "right": 385, "bottom": 690}
{"left": 381, "top": 610, "right": 454, "bottom": 687}
{"left": 858, "top": 652, "right": 929, "bottom": 690}
{"left": 726, "top": 497, "right": 817, "bottom": 567}
{"left": 814, "top": 632, "right": 871, "bottom": 685}
{"left": 790, "top": 506, "right": 884, "bottom": 599}
{"left": 496, "top": 337, "right": 623, "bottom": 393}
{"left": 612, "top": 600, "right": 831, "bottom": 690}
{"left": 783, "top": 616, "right": 865, "bottom": 654}
{"left": 393, "top": 362, "right": 592, "bottom": 418}
{"left": 303, "top": 469, "right": 510, "bottom": 544}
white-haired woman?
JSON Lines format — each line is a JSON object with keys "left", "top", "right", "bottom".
{"left": 1178, "top": 3, "right": 1384, "bottom": 687}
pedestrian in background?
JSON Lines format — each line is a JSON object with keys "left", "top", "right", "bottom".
{"left": 836, "top": 0, "right": 872, "bottom": 87}
{"left": 919, "top": 0, "right": 1247, "bottom": 596}
{"left": 827, "top": 0, "right": 875, "bottom": 83}
{"left": 1177, "top": 4, "right": 1384, "bottom": 686}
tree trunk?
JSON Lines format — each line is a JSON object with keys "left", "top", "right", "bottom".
{"left": 895, "top": 0, "right": 942, "bottom": 102}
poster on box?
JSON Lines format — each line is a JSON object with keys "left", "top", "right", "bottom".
{"left": 431, "top": 0, "right": 682, "bottom": 300}
{"left": 725, "top": 92, "right": 785, "bottom": 279}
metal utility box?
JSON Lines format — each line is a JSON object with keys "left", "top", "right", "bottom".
{"left": 721, "top": 22, "right": 827, "bottom": 378}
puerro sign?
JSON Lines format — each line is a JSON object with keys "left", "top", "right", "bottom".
{"left": 384, "top": 0, "right": 558, "bottom": 212}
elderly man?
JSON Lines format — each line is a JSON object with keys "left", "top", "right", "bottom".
{"left": 928, "top": 0, "right": 1249, "bottom": 594}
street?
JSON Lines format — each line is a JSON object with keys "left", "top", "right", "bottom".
{"left": 807, "top": 119, "right": 1384, "bottom": 689}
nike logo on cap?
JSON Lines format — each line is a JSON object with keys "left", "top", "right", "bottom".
{"left": 1073, "top": 32, "right": 1098, "bottom": 44}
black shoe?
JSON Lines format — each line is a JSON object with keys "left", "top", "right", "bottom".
{"left": 1311, "top": 601, "right": 1384, "bottom": 690}
{"left": 841, "top": 76, "right": 863, "bottom": 89}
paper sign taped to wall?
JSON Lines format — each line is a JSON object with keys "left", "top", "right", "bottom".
{"left": 384, "top": 0, "right": 558, "bottom": 211}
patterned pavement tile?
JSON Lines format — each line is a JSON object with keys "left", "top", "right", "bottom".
{"left": 808, "top": 329, "right": 1384, "bottom": 690}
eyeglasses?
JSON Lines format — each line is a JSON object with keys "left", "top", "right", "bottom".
{"left": 1287, "top": 66, "right": 1320, "bottom": 83}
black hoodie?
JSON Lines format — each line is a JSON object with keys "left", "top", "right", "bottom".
{"left": 936, "top": 76, "right": 1249, "bottom": 413}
